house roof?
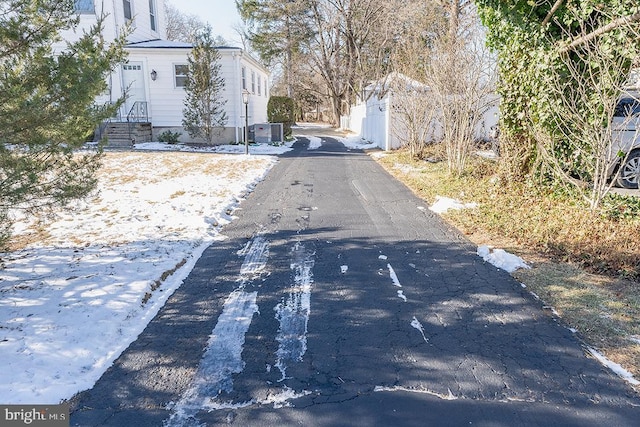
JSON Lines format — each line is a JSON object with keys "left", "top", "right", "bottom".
{"left": 124, "top": 39, "right": 269, "bottom": 74}
{"left": 125, "top": 39, "right": 244, "bottom": 50}
{"left": 126, "top": 39, "right": 191, "bottom": 49}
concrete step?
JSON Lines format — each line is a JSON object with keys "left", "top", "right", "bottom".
{"left": 105, "top": 122, "right": 152, "bottom": 145}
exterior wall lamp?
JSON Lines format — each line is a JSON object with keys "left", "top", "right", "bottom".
{"left": 150, "top": 70, "right": 157, "bottom": 81}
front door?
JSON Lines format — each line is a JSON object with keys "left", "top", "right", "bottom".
{"left": 122, "top": 62, "right": 147, "bottom": 120}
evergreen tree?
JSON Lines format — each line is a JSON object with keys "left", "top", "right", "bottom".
{"left": 0, "top": 0, "right": 127, "bottom": 245}
{"left": 182, "top": 25, "right": 228, "bottom": 144}
{"left": 236, "top": 0, "right": 311, "bottom": 98}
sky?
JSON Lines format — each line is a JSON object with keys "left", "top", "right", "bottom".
{"left": 166, "top": 0, "right": 244, "bottom": 46}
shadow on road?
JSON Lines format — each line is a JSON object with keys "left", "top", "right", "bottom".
{"left": 70, "top": 136, "right": 640, "bottom": 426}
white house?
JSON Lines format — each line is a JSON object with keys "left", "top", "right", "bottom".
{"left": 61, "top": 0, "right": 270, "bottom": 145}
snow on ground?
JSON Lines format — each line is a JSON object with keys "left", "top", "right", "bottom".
{"left": 134, "top": 140, "right": 295, "bottom": 155}
{"left": 477, "top": 245, "right": 530, "bottom": 273}
{"left": 307, "top": 136, "right": 323, "bottom": 150}
{"left": 166, "top": 237, "right": 269, "bottom": 425}
{"left": 587, "top": 347, "right": 640, "bottom": 386}
{"left": 2, "top": 135, "right": 637, "bottom": 406}
{"left": 429, "top": 196, "right": 479, "bottom": 214}
{"left": 0, "top": 144, "right": 288, "bottom": 404}
{"left": 340, "top": 135, "right": 377, "bottom": 150}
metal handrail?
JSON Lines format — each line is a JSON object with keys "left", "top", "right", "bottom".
{"left": 126, "top": 101, "right": 149, "bottom": 123}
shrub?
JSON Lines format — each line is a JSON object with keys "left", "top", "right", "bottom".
{"left": 267, "top": 96, "right": 295, "bottom": 138}
{"left": 157, "top": 130, "right": 182, "bottom": 144}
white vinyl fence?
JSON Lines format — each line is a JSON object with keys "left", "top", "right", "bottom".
{"left": 343, "top": 93, "right": 498, "bottom": 151}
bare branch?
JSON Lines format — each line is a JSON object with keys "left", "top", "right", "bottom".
{"left": 561, "top": 12, "right": 640, "bottom": 53}
{"left": 542, "top": 0, "right": 564, "bottom": 28}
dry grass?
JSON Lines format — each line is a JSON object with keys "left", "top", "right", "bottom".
{"left": 6, "top": 151, "right": 274, "bottom": 251}
{"left": 374, "top": 148, "right": 640, "bottom": 384}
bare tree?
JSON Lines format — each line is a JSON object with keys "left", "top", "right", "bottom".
{"left": 164, "top": 0, "right": 227, "bottom": 45}
{"left": 304, "top": 0, "right": 400, "bottom": 125}
{"left": 381, "top": 1, "right": 446, "bottom": 156}
{"left": 425, "top": 7, "right": 497, "bottom": 175}
{"left": 387, "top": 74, "right": 439, "bottom": 158}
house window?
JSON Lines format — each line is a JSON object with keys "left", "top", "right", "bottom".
{"left": 251, "top": 71, "right": 256, "bottom": 94}
{"left": 241, "top": 67, "right": 246, "bottom": 90}
{"left": 174, "top": 64, "right": 188, "bottom": 88}
{"left": 123, "top": 64, "right": 142, "bottom": 71}
{"left": 123, "top": 0, "right": 132, "bottom": 21}
{"left": 149, "top": 0, "right": 157, "bottom": 31}
{"left": 257, "top": 76, "right": 262, "bottom": 96}
{"left": 74, "top": 0, "right": 95, "bottom": 13}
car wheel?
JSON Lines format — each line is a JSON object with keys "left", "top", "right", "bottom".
{"left": 616, "top": 149, "right": 640, "bottom": 189}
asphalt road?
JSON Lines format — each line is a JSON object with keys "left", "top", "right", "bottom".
{"left": 70, "top": 135, "right": 640, "bottom": 426}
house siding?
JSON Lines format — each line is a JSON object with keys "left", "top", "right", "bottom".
{"left": 58, "top": 0, "right": 270, "bottom": 145}
{"left": 62, "top": 1, "right": 165, "bottom": 43}
{"left": 123, "top": 0, "right": 166, "bottom": 42}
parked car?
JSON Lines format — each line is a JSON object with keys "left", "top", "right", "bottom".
{"left": 611, "top": 95, "right": 640, "bottom": 189}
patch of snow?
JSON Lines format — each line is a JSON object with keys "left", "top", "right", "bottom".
{"left": 166, "top": 235, "right": 268, "bottom": 425}
{"left": 387, "top": 264, "right": 402, "bottom": 287}
{"left": 0, "top": 152, "right": 276, "bottom": 404}
{"left": 477, "top": 245, "right": 530, "bottom": 273}
{"left": 338, "top": 135, "right": 376, "bottom": 150}
{"left": 411, "top": 316, "right": 428, "bottom": 343}
{"left": 166, "top": 290, "right": 259, "bottom": 426}
{"left": 239, "top": 237, "right": 270, "bottom": 279}
{"left": 261, "top": 386, "right": 312, "bottom": 409}
{"left": 274, "top": 243, "right": 315, "bottom": 381}
{"left": 429, "top": 196, "right": 478, "bottom": 214}
{"left": 587, "top": 347, "right": 640, "bottom": 386}
{"left": 397, "top": 290, "right": 407, "bottom": 302}
{"left": 202, "top": 400, "right": 254, "bottom": 410}
{"left": 340, "top": 265, "right": 348, "bottom": 274}
{"left": 378, "top": 255, "right": 388, "bottom": 260}
{"left": 307, "top": 136, "right": 323, "bottom": 150}
{"left": 369, "top": 151, "right": 388, "bottom": 159}
{"left": 374, "top": 386, "right": 456, "bottom": 400}
{"left": 134, "top": 141, "right": 294, "bottom": 155}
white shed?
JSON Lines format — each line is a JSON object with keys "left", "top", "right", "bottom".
{"left": 345, "top": 72, "right": 499, "bottom": 151}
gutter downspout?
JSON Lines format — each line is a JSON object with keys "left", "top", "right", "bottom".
{"left": 233, "top": 50, "right": 242, "bottom": 144}
{"left": 385, "top": 95, "right": 391, "bottom": 151}
{"left": 110, "top": 0, "right": 126, "bottom": 119}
